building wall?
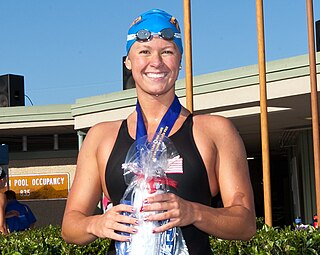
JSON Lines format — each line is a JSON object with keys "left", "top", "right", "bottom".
{"left": 24, "top": 199, "right": 67, "bottom": 227}
{"left": 7, "top": 152, "right": 77, "bottom": 227}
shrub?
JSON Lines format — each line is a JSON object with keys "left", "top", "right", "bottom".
{"left": 0, "top": 223, "right": 320, "bottom": 254}
{"left": 0, "top": 225, "right": 110, "bottom": 254}
{"left": 210, "top": 222, "right": 320, "bottom": 254}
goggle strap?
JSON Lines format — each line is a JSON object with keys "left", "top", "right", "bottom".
{"left": 127, "top": 32, "right": 181, "bottom": 42}
{"left": 174, "top": 33, "right": 181, "bottom": 39}
{"left": 127, "top": 34, "right": 137, "bottom": 41}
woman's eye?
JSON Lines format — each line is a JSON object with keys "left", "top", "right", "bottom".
{"left": 139, "top": 50, "right": 150, "bottom": 54}
{"left": 162, "top": 50, "right": 174, "bottom": 55}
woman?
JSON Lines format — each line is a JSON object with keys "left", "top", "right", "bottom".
{"left": 62, "top": 9, "right": 256, "bottom": 255}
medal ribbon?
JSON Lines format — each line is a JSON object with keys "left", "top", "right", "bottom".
{"left": 135, "top": 95, "right": 181, "bottom": 141}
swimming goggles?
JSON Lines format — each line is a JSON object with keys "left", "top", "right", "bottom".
{"left": 127, "top": 28, "right": 181, "bottom": 42}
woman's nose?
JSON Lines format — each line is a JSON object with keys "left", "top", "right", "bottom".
{"left": 149, "top": 53, "right": 163, "bottom": 67}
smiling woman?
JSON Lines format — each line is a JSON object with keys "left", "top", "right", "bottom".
{"left": 124, "top": 37, "right": 181, "bottom": 98}
{"left": 61, "top": 8, "right": 256, "bottom": 255}
{"left": 124, "top": 9, "right": 182, "bottom": 99}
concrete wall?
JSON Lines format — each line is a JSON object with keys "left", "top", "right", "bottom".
{"left": 23, "top": 199, "right": 67, "bottom": 227}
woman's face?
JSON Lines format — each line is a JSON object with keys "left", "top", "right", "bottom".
{"left": 126, "top": 37, "right": 181, "bottom": 97}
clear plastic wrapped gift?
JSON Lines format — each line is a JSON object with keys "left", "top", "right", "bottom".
{"left": 115, "top": 131, "right": 189, "bottom": 255}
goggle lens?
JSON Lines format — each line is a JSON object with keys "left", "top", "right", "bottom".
{"left": 161, "top": 28, "right": 175, "bottom": 40}
{"left": 136, "top": 28, "right": 176, "bottom": 41}
{"left": 136, "top": 30, "right": 151, "bottom": 41}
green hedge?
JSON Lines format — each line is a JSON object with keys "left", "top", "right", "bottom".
{"left": 0, "top": 222, "right": 320, "bottom": 254}
{"left": 210, "top": 225, "right": 320, "bottom": 254}
{"left": 0, "top": 225, "right": 110, "bottom": 255}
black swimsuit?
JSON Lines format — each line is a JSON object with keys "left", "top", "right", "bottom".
{"left": 105, "top": 115, "right": 213, "bottom": 255}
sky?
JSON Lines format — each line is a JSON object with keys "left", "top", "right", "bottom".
{"left": 1, "top": 1, "right": 320, "bottom": 106}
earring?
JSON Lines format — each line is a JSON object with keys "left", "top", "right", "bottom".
{"left": 179, "top": 65, "right": 182, "bottom": 70}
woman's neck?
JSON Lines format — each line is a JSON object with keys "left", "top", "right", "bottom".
{"left": 137, "top": 94, "right": 176, "bottom": 136}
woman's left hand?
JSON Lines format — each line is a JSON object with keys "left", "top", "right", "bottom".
{"left": 141, "top": 193, "right": 196, "bottom": 233}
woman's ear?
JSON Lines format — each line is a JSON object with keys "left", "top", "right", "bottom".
{"left": 125, "top": 56, "right": 132, "bottom": 70}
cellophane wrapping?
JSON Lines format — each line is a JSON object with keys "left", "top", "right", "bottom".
{"left": 115, "top": 133, "right": 189, "bottom": 255}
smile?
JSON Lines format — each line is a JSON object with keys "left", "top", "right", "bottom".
{"left": 146, "top": 73, "right": 166, "bottom": 79}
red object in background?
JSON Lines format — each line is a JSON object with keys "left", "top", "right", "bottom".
{"left": 313, "top": 214, "right": 318, "bottom": 228}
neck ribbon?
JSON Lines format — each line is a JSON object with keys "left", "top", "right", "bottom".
{"left": 135, "top": 95, "right": 181, "bottom": 141}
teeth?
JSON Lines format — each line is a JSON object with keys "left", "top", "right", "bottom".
{"left": 147, "top": 73, "right": 165, "bottom": 78}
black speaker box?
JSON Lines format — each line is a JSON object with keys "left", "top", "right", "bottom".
{"left": 0, "top": 74, "right": 25, "bottom": 107}
{"left": 122, "top": 56, "right": 135, "bottom": 90}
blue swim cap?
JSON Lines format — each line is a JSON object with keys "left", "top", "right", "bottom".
{"left": 126, "top": 9, "right": 183, "bottom": 55}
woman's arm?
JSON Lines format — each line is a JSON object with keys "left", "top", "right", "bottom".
{"left": 143, "top": 115, "right": 256, "bottom": 240}
{"left": 61, "top": 122, "right": 138, "bottom": 245}
{"left": 0, "top": 193, "right": 7, "bottom": 234}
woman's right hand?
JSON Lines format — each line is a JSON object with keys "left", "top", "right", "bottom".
{"left": 88, "top": 203, "right": 138, "bottom": 241}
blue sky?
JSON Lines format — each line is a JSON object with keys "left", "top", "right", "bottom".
{"left": 1, "top": 1, "right": 319, "bottom": 106}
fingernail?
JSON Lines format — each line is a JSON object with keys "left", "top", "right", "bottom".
{"left": 131, "top": 207, "right": 136, "bottom": 212}
{"left": 144, "top": 217, "right": 149, "bottom": 222}
{"left": 135, "top": 220, "right": 139, "bottom": 225}
{"left": 126, "top": 237, "right": 132, "bottom": 242}
{"left": 132, "top": 229, "right": 137, "bottom": 233}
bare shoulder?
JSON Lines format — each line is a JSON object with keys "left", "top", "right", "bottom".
{"left": 76, "top": 119, "right": 125, "bottom": 179}
{"left": 192, "top": 114, "right": 245, "bottom": 154}
{"left": 193, "top": 114, "right": 238, "bottom": 135}
{"left": 90, "top": 119, "right": 123, "bottom": 132}
{"left": 85, "top": 120, "right": 123, "bottom": 142}
{"left": 78, "top": 119, "right": 125, "bottom": 160}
